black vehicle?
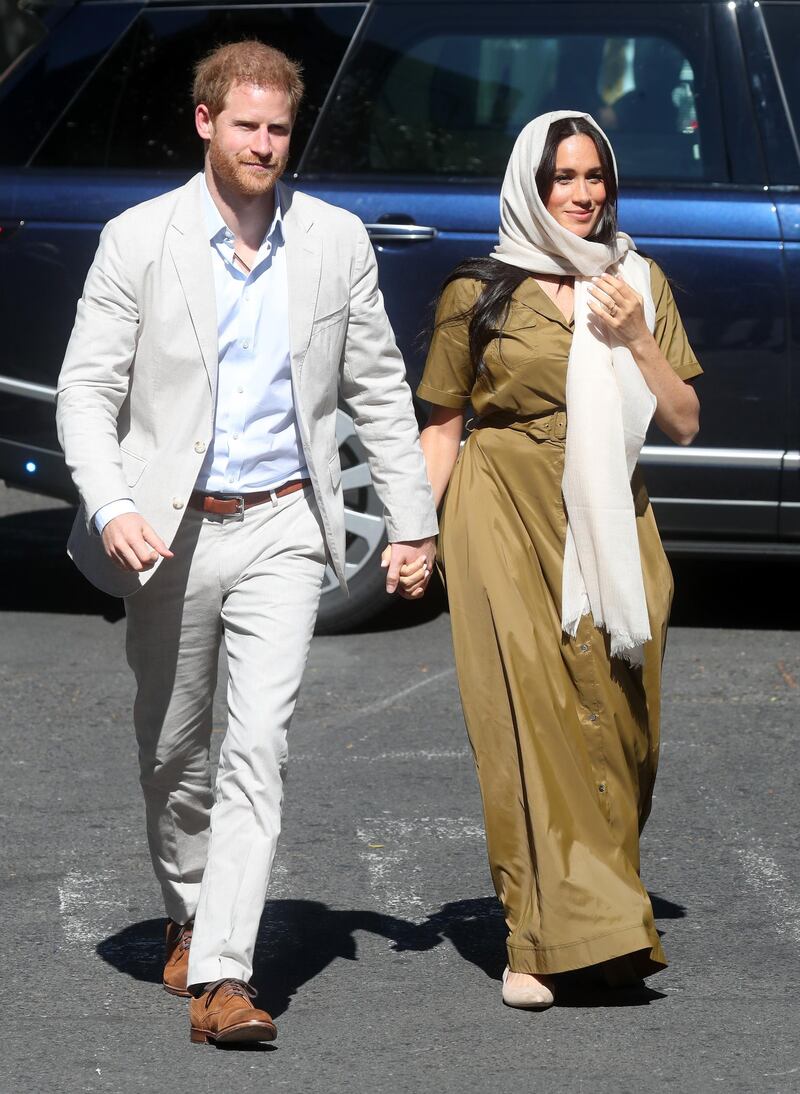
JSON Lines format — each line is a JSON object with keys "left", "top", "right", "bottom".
{"left": 1, "top": 0, "right": 799, "bottom": 630}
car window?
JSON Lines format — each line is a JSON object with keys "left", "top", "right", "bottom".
{"left": 0, "top": 5, "right": 136, "bottom": 167}
{"left": 32, "top": 5, "right": 364, "bottom": 172}
{"left": 304, "top": 1, "right": 727, "bottom": 184}
{"left": 760, "top": 3, "right": 800, "bottom": 169}
{"left": 0, "top": 3, "right": 48, "bottom": 80}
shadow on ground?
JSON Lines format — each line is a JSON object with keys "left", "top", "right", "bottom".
{"left": 98, "top": 891, "right": 683, "bottom": 1017}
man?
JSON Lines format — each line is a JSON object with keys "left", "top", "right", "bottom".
{"left": 56, "top": 40, "right": 437, "bottom": 1045}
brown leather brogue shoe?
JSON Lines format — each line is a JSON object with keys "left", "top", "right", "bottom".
{"left": 163, "top": 919, "right": 193, "bottom": 998}
{"left": 189, "top": 979, "right": 277, "bottom": 1045}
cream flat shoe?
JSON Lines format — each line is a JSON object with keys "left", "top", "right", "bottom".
{"left": 501, "top": 966, "right": 555, "bottom": 1010}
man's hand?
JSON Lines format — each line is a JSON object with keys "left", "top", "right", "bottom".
{"left": 381, "top": 537, "right": 436, "bottom": 599}
{"left": 102, "top": 513, "right": 174, "bottom": 572}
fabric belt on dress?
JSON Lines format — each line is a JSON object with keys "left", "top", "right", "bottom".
{"left": 188, "top": 478, "right": 311, "bottom": 517}
{"left": 471, "top": 409, "right": 567, "bottom": 441}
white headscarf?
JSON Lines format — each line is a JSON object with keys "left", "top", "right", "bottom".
{"left": 493, "top": 110, "right": 657, "bottom": 664}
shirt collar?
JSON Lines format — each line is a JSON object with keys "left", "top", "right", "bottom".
{"left": 202, "top": 175, "right": 283, "bottom": 250}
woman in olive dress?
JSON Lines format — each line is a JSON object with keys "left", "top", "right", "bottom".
{"left": 400, "top": 111, "right": 701, "bottom": 1008}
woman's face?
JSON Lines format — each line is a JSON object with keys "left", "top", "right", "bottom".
{"left": 544, "top": 134, "right": 607, "bottom": 238}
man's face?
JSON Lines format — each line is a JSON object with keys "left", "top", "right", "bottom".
{"left": 195, "top": 82, "right": 293, "bottom": 197}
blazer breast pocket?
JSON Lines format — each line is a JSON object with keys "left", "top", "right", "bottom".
{"left": 119, "top": 445, "right": 148, "bottom": 488}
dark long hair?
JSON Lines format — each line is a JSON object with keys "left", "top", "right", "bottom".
{"left": 431, "top": 117, "right": 619, "bottom": 371}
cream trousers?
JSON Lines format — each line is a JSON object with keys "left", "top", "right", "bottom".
{"left": 124, "top": 486, "right": 326, "bottom": 986}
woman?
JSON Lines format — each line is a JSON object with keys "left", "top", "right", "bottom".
{"left": 401, "top": 111, "right": 701, "bottom": 1008}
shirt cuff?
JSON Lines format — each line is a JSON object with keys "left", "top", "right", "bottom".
{"left": 94, "top": 498, "right": 137, "bottom": 535}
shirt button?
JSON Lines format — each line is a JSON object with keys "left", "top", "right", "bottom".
{"left": 228, "top": 476, "right": 234, "bottom": 483}
{"left": 232, "top": 433, "right": 239, "bottom": 440}
{"left": 598, "top": 782, "right": 607, "bottom": 794}
{"left": 194, "top": 441, "right": 206, "bottom": 454}
{"left": 242, "top": 340, "right": 250, "bottom": 349}
{"left": 237, "top": 386, "right": 244, "bottom": 394}
{"left": 580, "top": 643, "right": 589, "bottom": 652}
{"left": 588, "top": 713, "right": 598, "bottom": 723}
{"left": 172, "top": 498, "right": 184, "bottom": 510}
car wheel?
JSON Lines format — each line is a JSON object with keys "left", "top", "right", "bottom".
{"left": 314, "top": 406, "right": 391, "bottom": 634}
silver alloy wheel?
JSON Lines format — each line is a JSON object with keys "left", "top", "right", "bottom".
{"left": 319, "top": 407, "right": 385, "bottom": 595}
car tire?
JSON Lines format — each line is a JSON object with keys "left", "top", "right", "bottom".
{"left": 314, "top": 406, "right": 392, "bottom": 634}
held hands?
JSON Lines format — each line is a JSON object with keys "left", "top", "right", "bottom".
{"left": 587, "top": 274, "right": 651, "bottom": 349}
{"left": 381, "top": 537, "right": 436, "bottom": 599}
{"left": 102, "top": 512, "right": 174, "bottom": 572}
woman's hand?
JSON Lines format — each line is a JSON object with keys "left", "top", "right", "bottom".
{"left": 380, "top": 542, "right": 434, "bottom": 599}
{"left": 587, "top": 273, "right": 700, "bottom": 445}
{"left": 587, "top": 273, "right": 651, "bottom": 349}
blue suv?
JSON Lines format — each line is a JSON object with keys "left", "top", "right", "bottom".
{"left": 1, "top": 0, "right": 799, "bottom": 629}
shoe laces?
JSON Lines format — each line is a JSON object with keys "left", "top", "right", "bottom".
{"left": 177, "top": 923, "right": 193, "bottom": 951}
{"left": 205, "top": 978, "right": 257, "bottom": 1005}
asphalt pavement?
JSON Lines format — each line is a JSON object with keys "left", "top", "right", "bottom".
{"left": 1, "top": 483, "right": 798, "bottom": 1094}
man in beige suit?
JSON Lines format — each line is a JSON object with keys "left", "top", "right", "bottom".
{"left": 56, "top": 40, "right": 437, "bottom": 1046}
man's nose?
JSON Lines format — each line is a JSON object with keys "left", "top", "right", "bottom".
{"left": 251, "top": 127, "right": 272, "bottom": 157}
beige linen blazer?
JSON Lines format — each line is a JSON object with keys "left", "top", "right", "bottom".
{"left": 56, "top": 174, "right": 437, "bottom": 597}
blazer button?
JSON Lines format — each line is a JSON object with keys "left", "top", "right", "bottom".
{"left": 172, "top": 498, "right": 184, "bottom": 510}
{"left": 194, "top": 441, "right": 206, "bottom": 453}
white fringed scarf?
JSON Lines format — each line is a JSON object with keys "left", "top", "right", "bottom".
{"left": 492, "top": 110, "right": 657, "bottom": 664}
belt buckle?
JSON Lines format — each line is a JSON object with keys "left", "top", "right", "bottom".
{"left": 213, "top": 493, "right": 245, "bottom": 521}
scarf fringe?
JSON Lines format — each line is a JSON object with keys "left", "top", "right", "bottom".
{"left": 562, "top": 608, "right": 649, "bottom": 665}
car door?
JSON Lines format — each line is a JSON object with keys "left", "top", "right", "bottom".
{"left": 0, "top": 1, "right": 363, "bottom": 500}
{"left": 739, "top": 0, "right": 800, "bottom": 543}
{"left": 298, "top": 0, "right": 787, "bottom": 547}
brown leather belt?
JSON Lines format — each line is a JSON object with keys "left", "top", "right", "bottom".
{"left": 188, "top": 479, "right": 311, "bottom": 517}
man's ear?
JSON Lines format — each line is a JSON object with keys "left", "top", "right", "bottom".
{"left": 195, "top": 103, "right": 214, "bottom": 142}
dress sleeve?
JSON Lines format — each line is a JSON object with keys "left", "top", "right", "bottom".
{"left": 648, "top": 260, "right": 703, "bottom": 381}
{"left": 417, "top": 278, "right": 481, "bottom": 408}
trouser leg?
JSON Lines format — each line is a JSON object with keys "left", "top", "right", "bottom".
{"left": 125, "top": 512, "right": 222, "bottom": 925}
{"left": 187, "top": 490, "right": 326, "bottom": 987}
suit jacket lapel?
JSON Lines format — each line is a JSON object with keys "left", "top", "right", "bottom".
{"left": 167, "top": 173, "right": 219, "bottom": 399}
{"left": 280, "top": 180, "right": 322, "bottom": 381}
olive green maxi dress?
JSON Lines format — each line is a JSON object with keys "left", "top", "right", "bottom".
{"left": 418, "top": 261, "right": 702, "bottom": 980}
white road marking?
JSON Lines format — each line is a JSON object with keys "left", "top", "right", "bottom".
{"left": 360, "top": 748, "right": 469, "bottom": 763}
{"left": 58, "top": 868, "right": 129, "bottom": 946}
{"left": 733, "top": 836, "right": 800, "bottom": 945}
{"left": 267, "top": 857, "right": 289, "bottom": 898}
{"left": 348, "top": 667, "right": 457, "bottom": 722}
{"left": 357, "top": 816, "right": 485, "bottom": 920}
{"left": 290, "top": 747, "right": 469, "bottom": 764}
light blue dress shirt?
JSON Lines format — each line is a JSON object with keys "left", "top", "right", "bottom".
{"left": 94, "top": 179, "right": 306, "bottom": 533}
{"left": 197, "top": 180, "right": 307, "bottom": 494}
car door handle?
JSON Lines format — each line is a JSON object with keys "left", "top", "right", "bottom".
{"left": 364, "top": 223, "right": 438, "bottom": 242}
